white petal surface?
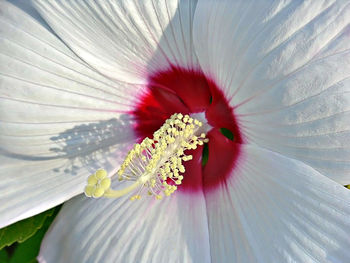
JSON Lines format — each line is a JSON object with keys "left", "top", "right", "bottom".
{"left": 0, "top": 1, "right": 138, "bottom": 227}
{"left": 205, "top": 144, "right": 350, "bottom": 262}
{"left": 194, "top": 0, "right": 350, "bottom": 184}
{"left": 38, "top": 189, "right": 210, "bottom": 263}
{"left": 33, "top": 0, "right": 199, "bottom": 84}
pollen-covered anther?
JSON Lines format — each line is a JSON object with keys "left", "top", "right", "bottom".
{"left": 84, "top": 113, "right": 209, "bottom": 201}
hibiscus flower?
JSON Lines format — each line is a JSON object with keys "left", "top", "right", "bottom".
{"left": 1, "top": 0, "right": 350, "bottom": 262}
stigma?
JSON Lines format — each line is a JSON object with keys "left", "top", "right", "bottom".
{"left": 84, "top": 113, "right": 209, "bottom": 201}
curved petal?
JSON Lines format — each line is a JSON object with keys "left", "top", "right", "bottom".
{"left": 33, "top": 0, "right": 199, "bottom": 84}
{"left": 239, "top": 81, "right": 350, "bottom": 184}
{"left": 0, "top": 1, "right": 137, "bottom": 227}
{"left": 193, "top": 0, "right": 350, "bottom": 183}
{"left": 204, "top": 144, "right": 350, "bottom": 262}
{"left": 38, "top": 189, "right": 210, "bottom": 263}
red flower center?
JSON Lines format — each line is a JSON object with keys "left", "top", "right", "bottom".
{"left": 132, "top": 66, "right": 242, "bottom": 194}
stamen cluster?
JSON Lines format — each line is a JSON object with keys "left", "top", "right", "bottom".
{"left": 118, "top": 113, "right": 208, "bottom": 200}
{"left": 84, "top": 113, "right": 208, "bottom": 201}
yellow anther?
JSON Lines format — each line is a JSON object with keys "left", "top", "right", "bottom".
{"left": 100, "top": 178, "right": 111, "bottom": 189}
{"left": 95, "top": 169, "right": 107, "bottom": 179}
{"left": 87, "top": 176, "right": 98, "bottom": 186}
{"left": 179, "top": 165, "right": 185, "bottom": 173}
{"left": 93, "top": 188, "right": 105, "bottom": 198}
{"left": 177, "top": 149, "right": 184, "bottom": 156}
{"left": 177, "top": 157, "right": 182, "bottom": 165}
{"left": 84, "top": 185, "right": 94, "bottom": 197}
{"left": 151, "top": 179, "right": 156, "bottom": 187}
{"left": 130, "top": 195, "right": 141, "bottom": 201}
{"left": 84, "top": 113, "right": 209, "bottom": 201}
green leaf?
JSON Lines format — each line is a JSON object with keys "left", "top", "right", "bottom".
{"left": 0, "top": 249, "right": 9, "bottom": 263}
{"left": 0, "top": 206, "right": 61, "bottom": 263}
{"left": 8, "top": 212, "right": 56, "bottom": 263}
{"left": 220, "top": 127, "right": 234, "bottom": 141}
{"left": 0, "top": 207, "right": 57, "bottom": 250}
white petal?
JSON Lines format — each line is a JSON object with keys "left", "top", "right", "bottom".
{"left": 33, "top": 0, "right": 199, "bottom": 84}
{"left": 193, "top": 0, "right": 350, "bottom": 183}
{"left": 205, "top": 144, "right": 350, "bottom": 262}
{"left": 0, "top": 1, "right": 137, "bottom": 227}
{"left": 38, "top": 190, "right": 210, "bottom": 263}
{"left": 239, "top": 80, "right": 350, "bottom": 184}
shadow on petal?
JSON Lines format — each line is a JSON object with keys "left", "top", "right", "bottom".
{"left": 1, "top": 114, "right": 134, "bottom": 176}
